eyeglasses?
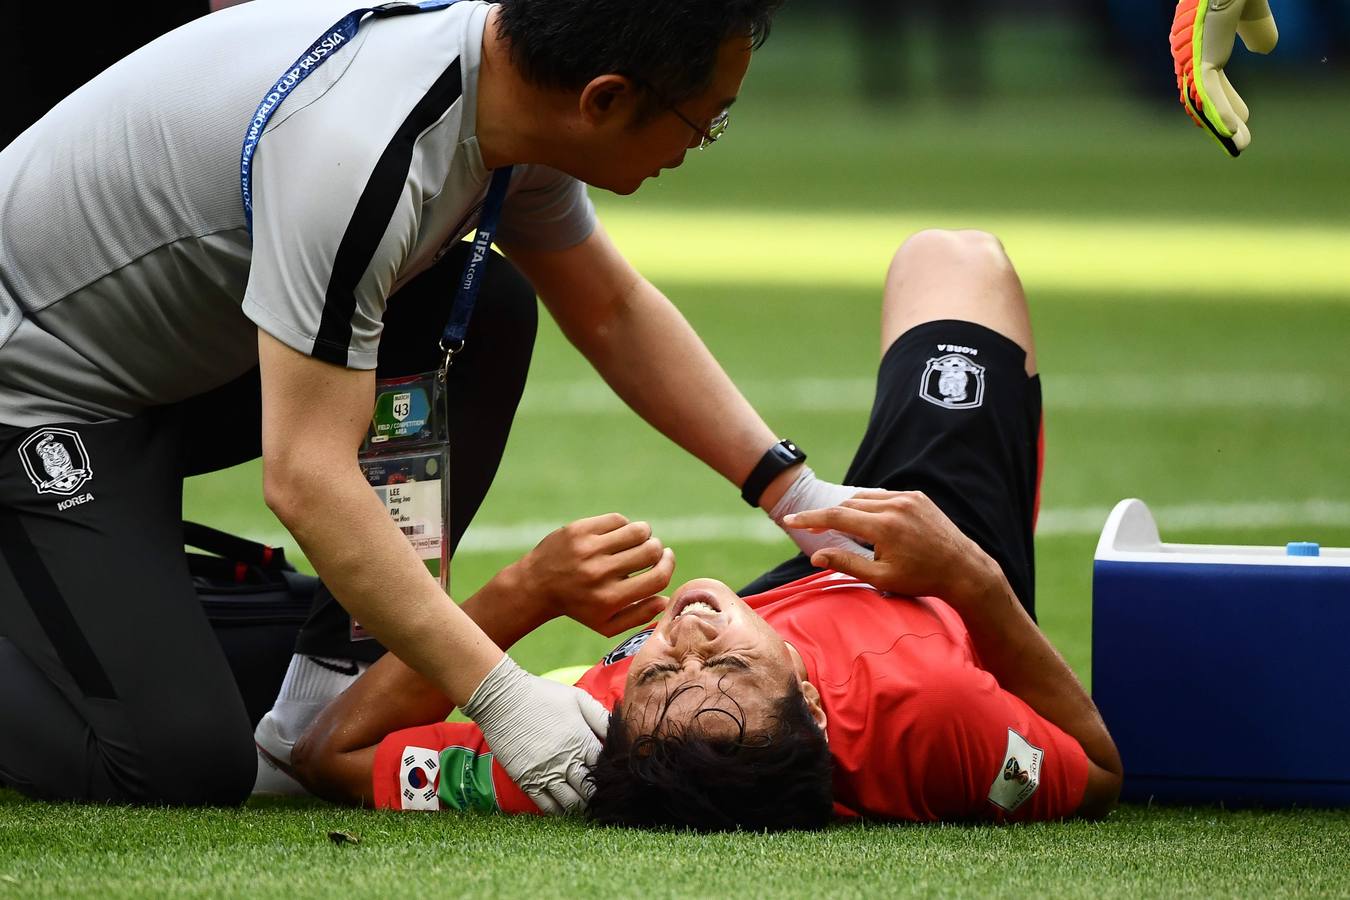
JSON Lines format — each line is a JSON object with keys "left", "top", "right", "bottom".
{"left": 627, "top": 74, "right": 730, "bottom": 150}
{"left": 670, "top": 106, "right": 730, "bottom": 150}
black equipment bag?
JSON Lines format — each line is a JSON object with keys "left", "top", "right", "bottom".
{"left": 187, "top": 521, "right": 315, "bottom": 728}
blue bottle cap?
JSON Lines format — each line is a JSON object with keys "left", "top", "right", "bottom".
{"left": 1286, "top": 542, "right": 1321, "bottom": 557}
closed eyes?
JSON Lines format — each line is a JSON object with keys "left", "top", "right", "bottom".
{"left": 636, "top": 655, "right": 749, "bottom": 685}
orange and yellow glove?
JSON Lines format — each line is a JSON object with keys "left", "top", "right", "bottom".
{"left": 1171, "top": 0, "right": 1279, "bottom": 156}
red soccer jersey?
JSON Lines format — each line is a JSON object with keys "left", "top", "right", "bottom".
{"left": 373, "top": 571, "right": 1088, "bottom": 821}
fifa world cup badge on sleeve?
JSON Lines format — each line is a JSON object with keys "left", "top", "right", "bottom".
{"left": 357, "top": 373, "right": 451, "bottom": 638}
{"left": 987, "top": 728, "right": 1043, "bottom": 813}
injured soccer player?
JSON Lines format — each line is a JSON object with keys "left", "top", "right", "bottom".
{"left": 288, "top": 229, "right": 1123, "bottom": 828}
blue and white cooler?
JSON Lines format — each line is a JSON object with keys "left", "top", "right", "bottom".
{"left": 1092, "top": 499, "right": 1350, "bottom": 807}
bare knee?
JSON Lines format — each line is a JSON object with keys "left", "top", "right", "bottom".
{"left": 889, "top": 228, "right": 1013, "bottom": 285}
{"left": 881, "top": 229, "right": 1034, "bottom": 373}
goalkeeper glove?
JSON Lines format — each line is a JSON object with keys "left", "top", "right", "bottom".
{"left": 1170, "top": 0, "right": 1278, "bottom": 156}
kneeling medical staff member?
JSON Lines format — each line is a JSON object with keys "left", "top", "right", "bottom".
{"left": 0, "top": 0, "right": 860, "bottom": 811}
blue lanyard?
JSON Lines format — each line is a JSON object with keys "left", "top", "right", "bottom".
{"left": 241, "top": 0, "right": 459, "bottom": 232}
{"left": 441, "top": 165, "right": 513, "bottom": 367}
{"left": 239, "top": 0, "right": 513, "bottom": 378}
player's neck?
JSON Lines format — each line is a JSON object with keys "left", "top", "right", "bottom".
{"left": 476, "top": 9, "right": 577, "bottom": 172}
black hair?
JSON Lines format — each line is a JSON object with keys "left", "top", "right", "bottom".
{"left": 586, "top": 677, "right": 833, "bottom": 832}
{"left": 495, "top": 0, "right": 785, "bottom": 105}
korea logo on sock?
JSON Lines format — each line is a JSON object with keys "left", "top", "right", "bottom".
{"left": 919, "top": 353, "right": 985, "bottom": 410}
{"left": 18, "top": 428, "right": 93, "bottom": 496}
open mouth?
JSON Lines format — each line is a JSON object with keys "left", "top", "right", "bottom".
{"left": 671, "top": 590, "right": 722, "bottom": 620}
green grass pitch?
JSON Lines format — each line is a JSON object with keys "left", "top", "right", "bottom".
{"left": 4, "top": 16, "right": 1350, "bottom": 898}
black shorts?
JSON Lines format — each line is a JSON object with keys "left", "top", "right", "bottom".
{"left": 741, "top": 320, "right": 1043, "bottom": 619}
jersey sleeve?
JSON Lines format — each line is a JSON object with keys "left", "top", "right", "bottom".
{"left": 242, "top": 81, "right": 424, "bottom": 370}
{"left": 495, "top": 165, "right": 596, "bottom": 253}
{"left": 895, "top": 665, "right": 1090, "bottom": 822}
{"left": 372, "top": 721, "right": 540, "bottom": 815}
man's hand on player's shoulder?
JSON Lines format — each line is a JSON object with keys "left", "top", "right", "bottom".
{"left": 783, "top": 490, "right": 999, "bottom": 600}
{"left": 509, "top": 513, "right": 674, "bottom": 637}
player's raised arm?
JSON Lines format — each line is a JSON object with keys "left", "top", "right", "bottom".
{"left": 786, "top": 492, "right": 1123, "bottom": 817}
{"left": 1170, "top": 0, "right": 1279, "bottom": 156}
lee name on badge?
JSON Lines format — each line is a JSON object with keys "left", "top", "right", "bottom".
{"left": 361, "top": 451, "right": 447, "bottom": 582}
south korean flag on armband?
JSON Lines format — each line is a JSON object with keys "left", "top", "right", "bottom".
{"left": 399, "top": 746, "right": 442, "bottom": 811}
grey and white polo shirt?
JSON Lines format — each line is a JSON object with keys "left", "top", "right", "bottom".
{"left": 0, "top": 0, "right": 595, "bottom": 427}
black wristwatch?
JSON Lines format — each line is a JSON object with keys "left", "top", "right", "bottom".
{"left": 741, "top": 439, "right": 807, "bottom": 507}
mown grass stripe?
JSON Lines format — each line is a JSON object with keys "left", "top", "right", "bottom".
{"left": 595, "top": 206, "right": 1350, "bottom": 300}
{"left": 214, "top": 500, "right": 1350, "bottom": 558}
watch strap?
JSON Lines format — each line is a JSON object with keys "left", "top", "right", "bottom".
{"left": 741, "top": 439, "right": 807, "bottom": 507}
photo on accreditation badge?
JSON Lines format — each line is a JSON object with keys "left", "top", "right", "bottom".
{"left": 1, "top": 0, "right": 1347, "bottom": 895}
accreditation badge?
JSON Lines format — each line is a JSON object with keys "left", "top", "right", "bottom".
{"left": 354, "top": 372, "right": 451, "bottom": 639}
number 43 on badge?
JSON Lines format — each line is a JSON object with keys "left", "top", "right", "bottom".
{"left": 392, "top": 392, "right": 412, "bottom": 422}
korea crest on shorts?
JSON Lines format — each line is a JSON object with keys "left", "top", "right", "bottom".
{"left": 919, "top": 353, "right": 985, "bottom": 410}
{"left": 18, "top": 428, "right": 93, "bottom": 496}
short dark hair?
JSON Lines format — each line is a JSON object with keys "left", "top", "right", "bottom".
{"left": 586, "top": 678, "right": 833, "bottom": 832}
{"left": 495, "top": 0, "right": 784, "bottom": 105}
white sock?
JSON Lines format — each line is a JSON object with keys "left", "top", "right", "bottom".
{"left": 256, "top": 654, "right": 368, "bottom": 750}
